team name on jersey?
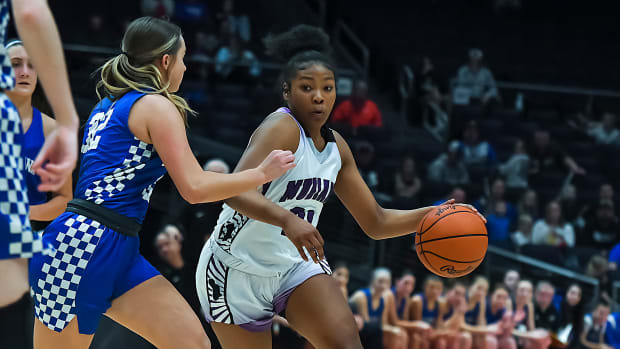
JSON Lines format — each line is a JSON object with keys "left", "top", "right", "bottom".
{"left": 279, "top": 178, "right": 335, "bottom": 204}
{"left": 25, "top": 157, "right": 35, "bottom": 175}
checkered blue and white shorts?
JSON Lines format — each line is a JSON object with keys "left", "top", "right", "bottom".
{"left": 29, "top": 212, "right": 160, "bottom": 334}
{"left": 0, "top": 93, "right": 42, "bottom": 260}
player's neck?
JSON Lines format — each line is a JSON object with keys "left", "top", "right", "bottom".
{"left": 13, "top": 97, "right": 33, "bottom": 121}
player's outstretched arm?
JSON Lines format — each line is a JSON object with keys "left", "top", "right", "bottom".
{"left": 134, "top": 95, "right": 295, "bottom": 204}
{"left": 13, "top": 0, "right": 79, "bottom": 191}
{"left": 333, "top": 132, "right": 484, "bottom": 240}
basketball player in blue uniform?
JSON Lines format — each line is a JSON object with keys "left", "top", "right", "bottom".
{"left": 0, "top": 0, "right": 79, "bottom": 324}
{"left": 195, "top": 25, "right": 484, "bottom": 348}
{"left": 29, "top": 17, "right": 295, "bottom": 349}
{"left": 5, "top": 39, "right": 72, "bottom": 226}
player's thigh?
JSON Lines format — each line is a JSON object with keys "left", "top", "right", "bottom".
{"left": 0, "top": 258, "right": 28, "bottom": 306}
{"left": 33, "top": 317, "right": 94, "bottom": 349}
{"left": 211, "top": 322, "right": 272, "bottom": 349}
{"left": 285, "top": 274, "right": 363, "bottom": 349}
{"left": 105, "top": 275, "right": 210, "bottom": 349}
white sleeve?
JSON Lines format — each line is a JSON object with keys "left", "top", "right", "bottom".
{"left": 531, "top": 221, "right": 547, "bottom": 244}
{"left": 563, "top": 224, "right": 576, "bottom": 247}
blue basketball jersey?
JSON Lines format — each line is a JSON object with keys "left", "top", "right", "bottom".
{"left": 465, "top": 299, "right": 481, "bottom": 325}
{"left": 74, "top": 91, "right": 166, "bottom": 222}
{"left": 362, "top": 288, "right": 385, "bottom": 321}
{"left": 392, "top": 287, "right": 407, "bottom": 320}
{"left": 23, "top": 107, "right": 47, "bottom": 205}
{"left": 486, "top": 305, "right": 506, "bottom": 324}
{"left": 420, "top": 293, "right": 439, "bottom": 326}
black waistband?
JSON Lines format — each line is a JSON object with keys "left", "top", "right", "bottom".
{"left": 65, "top": 199, "right": 141, "bottom": 237}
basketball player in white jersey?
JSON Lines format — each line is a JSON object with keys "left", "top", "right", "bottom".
{"left": 196, "top": 25, "right": 484, "bottom": 348}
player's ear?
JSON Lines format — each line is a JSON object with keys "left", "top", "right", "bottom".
{"left": 161, "top": 53, "right": 171, "bottom": 71}
{"left": 282, "top": 82, "right": 289, "bottom": 101}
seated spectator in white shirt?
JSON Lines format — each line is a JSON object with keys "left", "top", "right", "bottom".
{"left": 427, "top": 141, "right": 470, "bottom": 186}
{"left": 511, "top": 214, "right": 534, "bottom": 249}
{"left": 453, "top": 48, "right": 499, "bottom": 106}
{"left": 532, "top": 201, "right": 575, "bottom": 248}
{"left": 498, "top": 139, "right": 531, "bottom": 190}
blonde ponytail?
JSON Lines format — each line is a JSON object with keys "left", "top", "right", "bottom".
{"left": 95, "top": 17, "right": 195, "bottom": 125}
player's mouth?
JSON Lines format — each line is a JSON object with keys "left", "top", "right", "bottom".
{"left": 17, "top": 81, "right": 30, "bottom": 86}
{"left": 312, "top": 110, "right": 325, "bottom": 116}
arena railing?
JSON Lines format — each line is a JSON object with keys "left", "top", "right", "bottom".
{"left": 332, "top": 21, "right": 370, "bottom": 81}
{"left": 486, "top": 245, "right": 599, "bottom": 296}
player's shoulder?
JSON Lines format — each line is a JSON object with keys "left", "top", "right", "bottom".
{"left": 40, "top": 112, "right": 56, "bottom": 137}
{"left": 411, "top": 294, "right": 423, "bottom": 303}
{"left": 132, "top": 94, "right": 179, "bottom": 119}
{"left": 260, "top": 110, "right": 300, "bottom": 133}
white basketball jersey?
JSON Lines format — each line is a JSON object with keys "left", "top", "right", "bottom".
{"left": 206, "top": 107, "right": 342, "bottom": 277}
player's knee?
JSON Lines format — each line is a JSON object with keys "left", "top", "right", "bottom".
{"left": 485, "top": 334, "right": 498, "bottom": 349}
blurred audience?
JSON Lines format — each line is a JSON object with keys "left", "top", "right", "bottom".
{"left": 558, "top": 284, "right": 584, "bottom": 348}
{"left": 570, "top": 112, "right": 620, "bottom": 146}
{"left": 427, "top": 141, "right": 470, "bottom": 186}
{"left": 511, "top": 214, "right": 534, "bottom": 249}
{"left": 457, "top": 120, "right": 498, "bottom": 177}
{"left": 486, "top": 201, "right": 514, "bottom": 248}
{"left": 214, "top": 33, "right": 261, "bottom": 81}
{"left": 332, "top": 80, "right": 383, "bottom": 131}
{"left": 581, "top": 302, "right": 613, "bottom": 349}
{"left": 518, "top": 189, "right": 541, "bottom": 221}
{"left": 585, "top": 255, "right": 613, "bottom": 305}
{"left": 418, "top": 56, "right": 451, "bottom": 142}
{"left": 393, "top": 156, "right": 422, "bottom": 208}
{"left": 528, "top": 130, "right": 586, "bottom": 176}
{"left": 532, "top": 201, "right": 576, "bottom": 248}
{"left": 579, "top": 199, "right": 619, "bottom": 250}
{"left": 141, "top": 0, "right": 175, "bottom": 17}
{"left": 498, "top": 139, "right": 531, "bottom": 193}
{"left": 453, "top": 48, "right": 499, "bottom": 106}
{"left": 533, "top": 281, "right": 560, "bottom": 335}
{"left": 503, "top": 269, "right": 521, "bottom": 302}
{"left": 216, "top": 0, "right": 251, "bottom": 43}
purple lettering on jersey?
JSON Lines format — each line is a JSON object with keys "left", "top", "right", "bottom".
{"left": 295, "top": 178, "right": 314, "bottom": 200}
{"left": 279, "top": 180, "right": 303, "bottom": 202}
{"left": 308, "top": 178, "right": 322, "bottom": 200}
{"left": 303, "top": 178, "right": 319, "bottom": 200}
{"left": 315, "top": 179, "right": 331, "bottom": 203}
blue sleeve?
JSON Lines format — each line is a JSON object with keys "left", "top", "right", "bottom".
{"left": 610, "top": 243, "right": 620, "bottom": 263}
{"left": 488, "top": 143, "right": 498, "bottom": 164}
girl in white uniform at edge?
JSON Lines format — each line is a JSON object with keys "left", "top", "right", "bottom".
{"left": 196, "top": 24, "right": 485, "bottom": 349}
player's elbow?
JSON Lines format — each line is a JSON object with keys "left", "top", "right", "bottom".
{"left": 14, "top": 1, "right": 46, "bottom": 26}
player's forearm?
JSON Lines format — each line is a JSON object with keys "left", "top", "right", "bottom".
{"left": 365, "top": 206, "right": 435, "bottom": 240}
{"left": 224, "top": 189, "right": 296, "bottom": 228}
{"left": 13, "top": 0, "right": 78, "bottom": 129}
{"left": 29, "top": 195, "right": 70, "bottom": 221}
{"left": 187, "top": 168, "right": 268, "bottom": 204}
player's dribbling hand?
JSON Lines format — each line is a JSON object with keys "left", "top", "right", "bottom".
{"left": 282, "top": 213, "right": 325, "bottom": 264}
{"left": 438, "top": 199, "right": 487, "bottom": 223}
{"left": 258, "top": 150, "right": 296, "bottom": 182}
{"left": 32, "top": 125, "right": 78, "bottom": 192}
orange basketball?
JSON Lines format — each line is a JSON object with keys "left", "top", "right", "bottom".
{"left": 415, "top": 204, "right": 488, "bottom": 278}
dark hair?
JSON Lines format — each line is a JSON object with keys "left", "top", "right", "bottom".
{"left": 399, "top": 269, "right": 415, "bottom": 279}
{"left": 424, "top": 275, "right": 442, "bottom": 287}
{"left": 96, "top": 17, "right": 194, "bottom": 123}
{"left": 263, "top": 24, "right": 335, "bottom": 93}
{"left": 560, "top": 284, "right": 584, "bottom": 338}
{"left": 492, "top": 283, "right": 510, "bottom": 294}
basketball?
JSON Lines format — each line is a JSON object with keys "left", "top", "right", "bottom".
{"left": 415, "top": 205, "right": 488, "bottom": 278}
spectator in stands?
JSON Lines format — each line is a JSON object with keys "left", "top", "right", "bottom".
{"left": 498, "top": 139, "right": 531, "bottom": 193}
{"left": 332, "top": 80, "right": 383, "bottom": 130}
{"left": 453, "top": 48, "right": 499, "bottom": 106}
{"left": 390, "top": 271, "right": 416, "bottom": 321}
{"left": 528, "top": 130, "right": 586, "bottom": 175}
{"left": 486, "top": 284, "right": 518, "bottom": 349}
{"left": 486, "top": 201, "right": 514, "bottom": 248}
{"left": 216, "top": 0, "right": 251, "bottom": 43}
{"left": 503, "top": 269, "right": 520, "bottom": 302}
{"left": 418, "top": 56, "right": 451, "bottom": 142}
{"left": 331, "top": 262, "right": 383, "bottom": 349}
{"left": 513, "top": 280, "right": 552, "bottom": 349}
{"left": 476, "top": 177, "right": 517, "bottom": 222}
{"left": 441, "top": 282, "right": 473, "bottom": 349}
{"left": 350, "top": 268, "right": 408, "bottom": 349}
{"left": 355, "top": 141, "right": 392, "bottom": 204}
{"left": 580, "top": 199, "right": 619, "bottom": 250}
{"left": 174, "top": 0, "right": 209, "bottom": 25}
{"left": 332, "top": 262, "right": 350, "bottom": 299}
{"left": 154, "top": 224, "right": 200, "bottom": 316}
{"left": 600, "top": 183, "right": 615, "bottom": 202}
{"left": 462, "top": 277, "right": 495, "bottom": 349}
{"left": 585, "top": 255, "right": 613, "bottom": 305}
{"left": 457, "top": 120, "right": 498, "bottom": 176}
{"left": 581, "top": 302, "right": 613, "bottom": 349}
{"left": 511, "top": 214, "right": 534, "bottom": 250}
{"left": 558, "top": 284, "right": 584, "bottom": 348}
{"left": 410, "top": 276, "right": 445, "bottom": 349}
{"left": 532, "top": 201, "right": 576, "bottom": 247}
{"left": 557, "top": 183, "right": 580, "bottom": 224}
{"left": 204, "top": 158, "right": 231, "bottom": 174}
{"left": 518, "top": 189, "right": 541, "bottom": 220}
{"left": 141, "top": 0, "right": 175, "bottom": 18}
{"left": 427, "top": 140, "right": 470, "bottom": 186}
{"left": 571, "top": 112, "right": 620, "bottom": 146}
{"left": 214, "top": 33, "right": 261, "bottom": 81}
{"left": 534, "top": 281, "right": 560, "bottom": 334}
{"left": 609, "top": 242, "right": 620, "bottom": 271}
{"left": 393, "top": 156, "right": 422, "bottom": 208}
{"left": 433, "top": 186, "right": 467, "bottom": 206}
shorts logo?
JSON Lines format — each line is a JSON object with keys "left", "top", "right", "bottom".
{"left": 208, "top": 279, "right": 222, "bottom": 300}
{"left": 217, "top": 212, "right": 248, "bottom": 252}
{"left": 206, "top": 257, "right": 233, "bottom": 324}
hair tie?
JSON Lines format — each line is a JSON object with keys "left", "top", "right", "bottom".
{"left": 120, "top": 51, "right": 130, "bottom": 58}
